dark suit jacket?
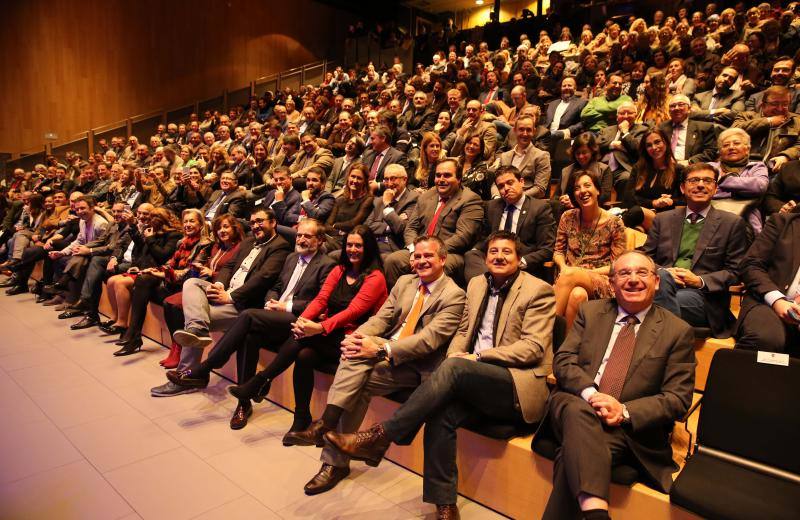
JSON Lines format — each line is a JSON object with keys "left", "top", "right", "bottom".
{"left": 1, "top": 201, "right": 24, "bottom": 232}
{"left": 402, "top": 108, "right": 437, "bottom": 141}
{"left": 549, "top": 299, "right": 695, "bottom": 492}
{"left": 264, "top": 250, "right": 336, "bottom": 316}
{"left": 251, "top": 188, "right": 301, "bottom": 226}
{"left": 690, "top": 89, "right": 746, "bottom": 126}
{"left": 300, "top": 191, "right": 336, "bottom": 222}
{"left": 658, "top": 119, "right": 718, "bottom": 164}
{"left": 745, "top": 87, "right": 800, "bottom": 113}
{"left": 643, "top": 206, "right": 749, "bottom": 336}
{"left": 477, "top": 196, "right": 555, "bottom": 270}
{"left": 763, "top": 162, "right": 800, "bottom": 215}
{"left": 737, "top": 213, "right": 800, "bottom": 324}
{"left": 478, "top": 87, "right": 507, "bottom": 105}
{"left": 363, "top": 189, "right": 419, "bottom": 251}
{"left": 360, "top": 146, "right": 408, "bottom": 185}
{"left": 404, "top": 186, "right": 484, "bottom": 255}
{"left": 541, "top": 97, "right": 587, "bottom": 138}
{"left": 201, "top": 190, "right": 248, "bottom": 220}
{"left": 217, "top": 235, "right": 292, "bottom": 310}
{"left": 596, "top": 123, "right": 649, "bottom": 173}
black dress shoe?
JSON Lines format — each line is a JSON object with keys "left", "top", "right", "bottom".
{"left": 227, "top": 373, "right": 271, "bottom": 403}
{"left": 303, "top": 464, "right": 350, "bottom": 495}
{"left": 0, "top": 278, "right": 18, "bottom": 288}
{"left": 34, "top": 294, "right": 49, "bottom": 304}
{"left": 229, "top": 402, "right": 253, "bottom": 430}
{"left": 113, "top": 338, "right": 143, "bottom": 356}
{"left": 58, "top": 309, "right": 85, "bottom": 319}
{"left": 5, "top": 285, "right": 27, "bottom": 296}
{"left": 281, "top": 419, "right": 330, "bottom": 447}
{"left": 166, "top": 368, "right": 210, "bottom": 388}
{"left": 100, "top": 324, "right": 126, "bottom": 335}
{"left": 71, "top": 315, "right": 100, "bottom": 330}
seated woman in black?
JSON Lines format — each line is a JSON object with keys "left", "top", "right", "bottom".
{"left": 325, "top": 163, "right": 374, "bottom": 250}
{"left": 622, "top": 128, "right": 683, "bottom": 230}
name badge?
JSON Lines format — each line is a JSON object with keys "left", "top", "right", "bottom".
{"left": 254, "top": 198, "right": 264, "bottom": 206}
{"left": 757, "top": 351, "right": 789, "bottom": 367}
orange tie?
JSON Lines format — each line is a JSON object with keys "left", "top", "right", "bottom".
{"left": 398, "top": 285, "right": 428, "bottom": 339}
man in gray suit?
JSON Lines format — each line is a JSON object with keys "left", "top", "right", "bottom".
{"left": 363, "top": 164, "right": 418, "bottom": 254}
{"left": 643, "top": 163, "right": 749, "bottom": 338}
{"left": 383, "top": 158, "right": 484, "bottom": 286}
{"left": 596, "top": 101, "right": 649, "bottom": 194}
{"left": 540, "top": 251, "right": 695, "bottom": 520}
{"left": 325, "top": 231, "right": 556, "bottom": 520}
{"left": 286, "top": 235, "right": 466, "bottom": 496}
{"left": 492, "top": 115, "right": 551, "bottom": 199}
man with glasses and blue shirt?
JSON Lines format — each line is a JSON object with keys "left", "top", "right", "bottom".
{"left": 643, "top": 163, "right": 749, "bottom": 338}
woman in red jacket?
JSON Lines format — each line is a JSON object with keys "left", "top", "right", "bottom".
{"left": 227, "top": 224, "right": 387, "bottom": 433}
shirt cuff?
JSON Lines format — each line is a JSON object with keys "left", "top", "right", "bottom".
{"left": 285, "top": 300, "right": 293, "bottom": 314}
{"left": 581, "top": 386, "right": 598, "bottom": 402}
{"left": 764, "top": 290, "right": 786, "bottom": 308}
{"left": 382, "top": 206, "right": 395, "bottom": 216}
{"left": 407, "top": 244, "right": 415, "bottom": 253}
{"left": 383, "top": 343, "right": 393, "bottom": 360}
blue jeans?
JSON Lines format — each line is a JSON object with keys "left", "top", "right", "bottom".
{"left": 655, "top": 268, "right": 709, "bottom": 327}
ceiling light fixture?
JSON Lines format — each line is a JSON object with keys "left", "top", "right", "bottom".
{"left": 476, "top": 0, "right": 484, "bottom": 4}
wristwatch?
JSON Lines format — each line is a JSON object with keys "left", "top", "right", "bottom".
{"left": 621, "top": 404, "right": 631, "bottom": 425}
{"left": 376, "top": 345, "right": 388, "bottom": 361}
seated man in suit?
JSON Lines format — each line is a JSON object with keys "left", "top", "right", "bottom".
{"left": 287, "top": 235, "right": 466, "bottom": 496}
{"left": 540, "top": 250, "right": 695, "bottom": 520}
{"left": 643, "top": 163, "right": 749, "bottom": 338}
{"left": 289, "top": 132, "right": 334, "bottom": 190}
{"left": 201, "top": 171, "right": 247, "bottom": 222}
{"left": 249, "top": 167, "right": 301, "bottom": 236}
{"left": 745, "top": 58, "right": 799, "bottom": 113}
{"left": 361, "top": 125, "right": 407, "bottom": 193}
{"left": 690, "top": 67, "right": 746, "bottom": 127}
{"left": 363, "top": 164, "right": 418, "bottom": 254}
{"left": 658, "top": 95, "right": 718, "bottom": 167}
{"left": 465, "top": 166, "right": 555, "bottom": 281}
{"left": 493, "top": 115, "right": 551, "bottom": 199}
{"left": 325, "top": 111, "right": 358, "bottom": 158}
{"left": 326, "top": 231, "right": 556, "bottom": 520}
{"left": 449, "top": 100, "right": 498, "bottom": 159}
{"left": 539, "top": 77, "right": 587, "bottom": 150}
{"left": 402, "top": 91, "right": 437, "bottom": 146}
{"left": 597, "top": 101, "right": 649, "bottom": 195}
{"left": 150, "top": 208, "right": 292, "bottom": 397}
{"left": 383, "top": 158, "right": 484, "bottom": 287}
{"left": 735, "top": 212, "right": 800, "bottom": 355}
{"left": 299, "top": 167, "right": 336, "bottom": 223}
{"left": 733, "top": 86, "right": 800, "bottom": 173}
{"left": 478, "top": 70, "right": 506, "bottom": 106}
{"left": 164, "top": 219, "right": 335, "bottom": 427}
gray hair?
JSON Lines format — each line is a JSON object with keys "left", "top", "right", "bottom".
{"left": 718, "top": 127, "right": 750, "bottom": 148}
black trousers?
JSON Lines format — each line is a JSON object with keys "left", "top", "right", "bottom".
{"left": 382, "top": 357, "right": 522, "bottom": 505}
{"left": 123, "top": 274, "right": 175, "bottom": 341}
{"left": 542, "top": 392, "right": 631, "bottom": 520}
{"left": 736, "top": 296, "right": 800, "bottom": 355}
{"left": 14, "top": 239, "right": 70, "bottom": 286}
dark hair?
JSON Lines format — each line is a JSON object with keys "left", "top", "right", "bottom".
{"left": 251, "top": 207, "right": 277, "bottom": 221}
{"left": 340, "top": 225, "right": 383, "bottom": 275}
{"left": 412, "top": 235, "right": 447, "bottom": 258}
{"left": 569, "top": 132, "right": 601, "bottom": 165}
{"left": 306, "top": 166, "right": 327, "bottom": 183}
{"left": 436, "top": 157, "right": 461, "bottom": 179}
{"left": 682, "top": 162, "right": 719, "bottom": 182}
{"left": 494, "top": 165, "right": 522, "bottom": 183}
{"left": 211, "top": 214, "right": 245, "bottom": 245}
{"left": 486, "top": 230, "right": 521, "bottom": 258}
{"left": 567, "top": 169, "right": 602, "bottom": 207}
{"left": 28, "top": 193, "right": 45, "bottom": 214}
{"left": 74, "top": 195, "right": 97, "bottom": 208}
{"left": 635, "top": 128, "right": 677, "bottom": 191}
{"left": 282, "top": 134, "right": 301, "bottom": 148}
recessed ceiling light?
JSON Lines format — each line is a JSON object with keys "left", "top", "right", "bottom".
{"left": 476, "top": 0, "right": 484, "bottom": 4}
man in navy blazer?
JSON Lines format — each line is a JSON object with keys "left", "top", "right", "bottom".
{"left": 250, "top": 167, "right": 301, "bottom": 235}
{"left": 538, "top": 78, "right": 587, "bottom": 149}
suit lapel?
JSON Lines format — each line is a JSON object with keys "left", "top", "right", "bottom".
{"left": 692, "top": 208, "right": 720, "bottom": 267}
{"left": 625, "top": 306, "right": 661, "bottom": 380}
{"left": 421, "top": 275, "right": 448, "bottom": 316}
{"left": 590, "top": 301, "right": 618, "bottom": 375}
{"left": 496, "top": 278, "right": 521, "bottom": 346}
{"left": 670, "top": 209, "right": 685, "bottom": 262}
{"left": 686, "top": 121, "right": 698, "bottom": 155}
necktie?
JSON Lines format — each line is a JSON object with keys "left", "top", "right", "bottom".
{"left": 426, "top": 198, "right": 448, "bottom": 235}
{"left": 688, "top": 212, "right": 703, "bottom": 224}
{"left": 598, "top": 315, "right": 640, "bottom": 399}
{"left": 369, "top": 151, "right": 384, "bottom": 181}
{"left": 398, "top": 285, "right": 428, "bottom": 339}
{"left": 503, "top": 205, "right": 516, "bottom": 232}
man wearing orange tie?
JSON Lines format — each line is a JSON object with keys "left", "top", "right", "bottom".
{"left": 286, "top": 235, "right": 466, "bottom": 497}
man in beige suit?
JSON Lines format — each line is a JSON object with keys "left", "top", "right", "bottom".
{"left": 383, "top": 158, "right": 484, "bottom": 286}
{"left": 492, "top": 115, "right": 552, "bottom": 199}
{"left": 286, "top": 235, "right": 466, "bottom": 497}
{"left": 326, "top": 231, "right": 555, "bottom": 520}
{"left": 288, "top": 132, "right": 334, "bottom": 189}
{"left": 449, "top": 99, "right": 498, "bottom": 159}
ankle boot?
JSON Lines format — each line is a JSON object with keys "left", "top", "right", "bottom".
{"left": 228, "top": 372, "right": 271, "bottom": 403}
{"left": 160, "top": 342, "right": 181, "bottom": 369}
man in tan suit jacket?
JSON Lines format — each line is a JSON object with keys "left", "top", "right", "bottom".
{"left": 383, "top": 158, "right": 484, "bottom": 286}
{"left": 285, "top": 236, "right": 466, "bottom": 497}
{"left": 288, "top": 132, "right": 334, "bottom": 184}
{"left": 449, "top": 99, "right": 498, "bottom": 159}
{"left": 325, "top": 231, "right": 555, "bottom": 519}
{"left": 492, "top": 115, "right": 552, "bottom": 199}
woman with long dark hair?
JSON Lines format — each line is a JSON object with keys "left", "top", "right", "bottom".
{"left": 325, "top": 163, "right": 374, "bottom": 249}
{"left": 458, "top": 135, "right": 492, "bottom": 200}
{"left": 554, "top": 132, "right": 613, "bottom": 213}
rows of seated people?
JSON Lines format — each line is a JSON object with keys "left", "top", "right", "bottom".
{"left": 1, "top": 3, "right": 799, "bottom": 519}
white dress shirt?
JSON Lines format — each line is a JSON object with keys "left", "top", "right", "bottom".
{"left": 228, "top": 235, "right": 275, "bottom": 292}
{"left": 498, "top": 194, "right": 526, "bottom": 233}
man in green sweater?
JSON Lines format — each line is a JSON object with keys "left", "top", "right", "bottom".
{"left": 580, "top": 74, "right": 633, "bottom": 132}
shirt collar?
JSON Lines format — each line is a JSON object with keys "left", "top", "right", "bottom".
{"left": 513, "top": 143, "right": 531, "bottom": 156}
{"left": 685, "top": 205, "right": 711, "bottom": 219}
{"left": 419, "top": 272, "right": 445, "bottom": 294}
{"left": 484, "top": 269, "right": 520, "bottom": 296}
{"left": 615, "top": 304, "right": 651, "bottom": 325}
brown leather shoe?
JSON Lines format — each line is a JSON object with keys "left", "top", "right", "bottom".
{"left": 281, "top": 419, "right": 330, "bottom": 447}
{"left": 303, "top": 463, "right": 350, "bottom": 495}
{"left": 436, "top": 504, "right": 460, "bottom": 520}
{"left": 229, "top": 402, "right": 253, "bottom": 430}
{"left": 324, "top": 423, "right": 390, "bottom": 467}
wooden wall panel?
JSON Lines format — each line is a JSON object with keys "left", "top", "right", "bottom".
{"left": 0, "top": 0, "right": 351, "bottom": 156}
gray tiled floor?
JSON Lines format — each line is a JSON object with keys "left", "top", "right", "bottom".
{"left": 0, "top": 288, "right": 508, "bottom": 520}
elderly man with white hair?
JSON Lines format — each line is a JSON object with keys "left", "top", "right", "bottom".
{"left": 658, "top": 94, "right": 719, "bottom": 166}
{"left": 363, "top": 164, "right": 418, "bottom": 254}
{"left": 708, "top": 127, "right": 769, "bottom": 233}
